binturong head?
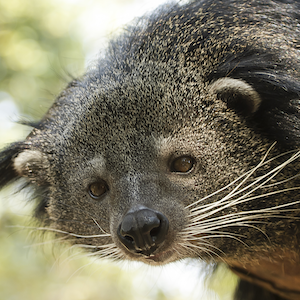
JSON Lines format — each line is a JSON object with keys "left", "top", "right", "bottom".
{"left": 1, "top": 1, "right": 300, "bottom": 299}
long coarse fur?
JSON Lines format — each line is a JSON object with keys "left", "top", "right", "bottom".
{"left": 1, "top": 1, "right": 300, "bottom": 299}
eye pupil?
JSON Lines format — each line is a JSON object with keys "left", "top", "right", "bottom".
{"left": 88, "top": 181, "right": 108, "bottom": 199}
{"left": 171, "top": 156, "right": 194, "bottom": 173}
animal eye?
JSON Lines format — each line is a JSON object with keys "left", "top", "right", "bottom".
{"left": 88, "top": 181, "right": 108, "bottom": 199}
{"left": 171, "top": 156, "right": 195, "bottom": 173}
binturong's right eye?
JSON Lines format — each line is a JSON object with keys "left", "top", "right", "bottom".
{"left": 88, "top": 180, "right": 108, "bottom": 200}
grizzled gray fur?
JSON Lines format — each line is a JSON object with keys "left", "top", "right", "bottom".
{"left": 1, "top": 0, "right": 300, "bottom": 299}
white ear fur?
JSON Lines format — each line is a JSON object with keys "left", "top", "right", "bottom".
{"left": 209, "top": 77, "right": 261, "bottom": 114}
{"left": 14, "top": 150, "right": 48, "bottom": 179}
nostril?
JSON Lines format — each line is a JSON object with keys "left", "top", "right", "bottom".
{"left": 122, "top": 233, "right": 134, "bottom": 243}
{"left": 150, "top": 227, "right": 160, "bottom": 239}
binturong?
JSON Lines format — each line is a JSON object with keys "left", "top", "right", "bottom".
{"left": 1, "top": 0, "right": 300, "bottom": 299}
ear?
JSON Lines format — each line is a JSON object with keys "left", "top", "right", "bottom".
{"left": 13, "top": 149, "right": 49, "bottom": 185}
{"left": 0, "top": 144, "right": 49, "bottom": 189}
{"left": 209, "top": 78, "right": 261, "bottom": 115}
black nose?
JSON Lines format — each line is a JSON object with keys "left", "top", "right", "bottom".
{"left": 117, "top": 207, "right": 169, "bottom": 256}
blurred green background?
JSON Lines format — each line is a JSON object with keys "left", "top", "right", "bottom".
{"left": 0, "top": 0, "right": 238, "bottom": 299}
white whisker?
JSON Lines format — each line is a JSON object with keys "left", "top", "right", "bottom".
{"left": 181, "top": 147, "right": 300, "bottom": 259}
{"left": 92, "top": 217, "right": 109, "bottom": 235}
{"left": 187, "top": 143, "right": 278, "bottom": 212}
{"left": 23, "top": 236, "right": 69, "bottom": 248}
{"left": 13, "top": 226, "right": 111, "bottom": 239}
{"left": 179, "top": 242, "right": 225, "bottom": 262}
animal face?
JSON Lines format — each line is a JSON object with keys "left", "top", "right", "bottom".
{"left": 11, "top": 74, "right": 268, "bottom": 262}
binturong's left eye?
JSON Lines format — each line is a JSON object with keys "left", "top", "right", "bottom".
{"left": 170, "top": 156, "right": 195, "bottom": 173}
{"left": 88, "top": 180, "right": 108, "bottom": 199}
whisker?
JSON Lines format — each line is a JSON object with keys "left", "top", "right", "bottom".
{"left": 199, "top": 207, "right": 299, "bottom": 226}
{"left": 24, "top": 226, "right": 111, "bottom": 239}
{"left": 259, "top": 174, "right": 300, "bottom": 189}
{"left": 51, "top": 245, "right": 87, "bottom": 270}
{"left": 187, "top": 213, "right": 279, "bottom": 231}
{"left": 187, "top": 143, "right": 279, "bottom": 211}
{"left": 190, "top": 186, "right": 300, "bottom": 225}
{"left": 23, "top": 236, "right": 70, "bottom": 248}
{"left": 92, "top": 217, "right": 109, "bottom": 235}
{"left": 179, "top": 242, "right": 225, "bottom": 262}
{"left": 184, "top": 232, "right": 249, "bottom": 248}
{"left": 189, "top": 196, "right": 300, "bottom": 227}
{"left": 181, "top": 229, "right": 246, "bottom": 238}
{"left": 180, "top": 238, "right": 226, "bottom": 254}
{"left": 87, "top": 248, "right": 122, "bottom": 259}
{"left": 71, "top": 243, "right": 117, "bottom": 250}
{"left": 66, "top": 259, "right": 96, "bottom": 282}
{"left": 189, "top": 148, "right": 300, "bottom": 221}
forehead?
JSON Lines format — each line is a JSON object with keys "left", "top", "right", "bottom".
{"left": 35, "top": 50, "right": 231, "bottom": 160}
{"left": 63, "top": 78, "right": 209, "bottom": 144}
{"left": 35, "top": 77, "right": 229, "bottom": 164}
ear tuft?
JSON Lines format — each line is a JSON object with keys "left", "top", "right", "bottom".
{"left": 209, "top": 78, "right": 261, "bottom": 114}
{"left": 0, "top": 143, "right": 23, "bottom": 188}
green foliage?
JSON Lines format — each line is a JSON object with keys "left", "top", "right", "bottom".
{"left": 0, "top": 211, "right": 138, "bottom": 300}
{"left": 0, "top": 0, "right": 84, "bottom": 117}
{"left": 0, "top": 209, "right": 208, "bottom": 300}
{"left": 208, "top": 264, "right": 238, "bottom": 300}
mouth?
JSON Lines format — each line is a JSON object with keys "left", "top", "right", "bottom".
{"left": 143, "top": 249, "right": 175, "bottom": 264}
